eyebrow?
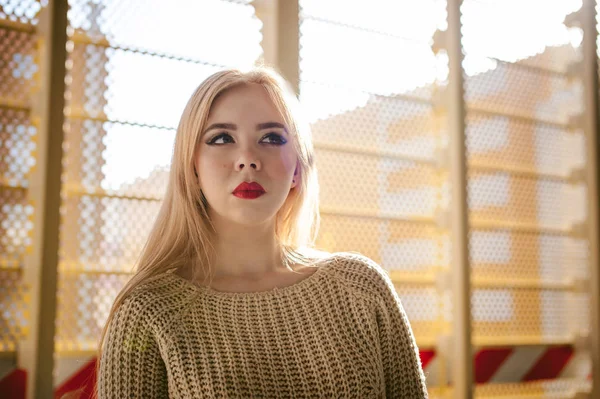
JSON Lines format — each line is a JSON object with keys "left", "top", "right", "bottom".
{"left": 203, "top": 122, "right": 288, "bottom": 135}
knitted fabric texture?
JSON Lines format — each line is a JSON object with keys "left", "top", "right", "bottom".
{"left": 98, "top": 252, "right": 428, "bottom": 398}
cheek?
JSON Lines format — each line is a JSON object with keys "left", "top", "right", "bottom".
{"left": 196, "top": 153, "right": 229, "bottom": 187}
{"left": 273, "top": 151, "right": 296, "bottom": 178}
{"left": 197, "top": 151, "right": 227, "bottom": 170}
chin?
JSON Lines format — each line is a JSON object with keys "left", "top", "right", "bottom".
{"left": 223, "top": 210, "right": 277, "bottom": 227}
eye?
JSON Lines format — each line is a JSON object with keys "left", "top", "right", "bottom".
{"left": 207, "top": 133, "right": 234, "bottom": 145}
{"left": 261, "top": 133, "right": 287, "bottom": 145}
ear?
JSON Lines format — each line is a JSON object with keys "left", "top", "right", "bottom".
{"left": 291, "top": 164, "right": 299, "bottom": 189}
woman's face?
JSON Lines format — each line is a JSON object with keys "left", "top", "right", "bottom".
{"left": 195, "top": 83, "right": 298, "bottom": 228}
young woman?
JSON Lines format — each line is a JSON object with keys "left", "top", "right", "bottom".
{"left": 97, "top": 67, "right": 428, "bottom": 398}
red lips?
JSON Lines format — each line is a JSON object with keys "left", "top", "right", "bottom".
{"left": 233, "top": 182, "right": 265, "bottom": 199}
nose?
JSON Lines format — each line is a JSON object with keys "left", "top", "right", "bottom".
{"left": 235, "top": 150, "right": 261, "bottom": 172}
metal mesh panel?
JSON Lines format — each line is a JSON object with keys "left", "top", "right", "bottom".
{"left": 461, "top": 0, "right": 589, "bottom": 393}
{"left": 63, "top": 119, "right": 172, "bottom": 196}
{"left": 60, "top": 196, "right": 163, "bottom": 273}
{"left": 55, "top": 273, "right": 131, "bottom": 353}
{"left": 0, "top": 109, "right": 36, "bottom": 187}
{"left": 316, "top": 215, "right": 449, "bottom": 273}
{"left": 310, "top": 96, "right": 442, "bottom": 159}
{"left": 317, "top": 148, "right": 441, "bottom": 215}
{"left": 58, "top": 0, "right": 262, "bottom": 353}
{"left": 0, "top": 187, "right": 32, "bottom": 265}
{"left": 468, "top": 171, "right": 586, "bottom": 229}
{"left": 397, "top": 285, "right": 444, "bottom": 340}
{"left": 0, "top": 29, "right": 37, "bottom": 103}
{"left": 299, "top": 0, "right": 444, "bottom": 98}
{"left": 67, "top": 0, "right": 258, "bottom": 62}
{"left": 0, "top": 0, "right": 43, "bottom": 23}
{"left": 473, "top": 378, "right": 592, "bottom": 398}
{"left": 470, "top": 231, "right": 589, "bottom": 282}
{"left": 0, "top": 251, "right": 29, "bottom": 352}
{"left": 0, "top": 3, "right": 40, "bottom": 353}
{"left": 467, "top": 112, "right": 586, "bottom": 177}
{"left": 300, "top": 2, "right": 448, "bottom": 386}
{"left": 427, "top": 378, "right": 593, "bottom": 399}
{"left": 66, "top": 41, "right": 223, "bottom": 126}
{"left": 464, "top": 61, "right": 582, "bottom": 124}
{"left": 471, "top": 288, "right": 587, "bottom": 340}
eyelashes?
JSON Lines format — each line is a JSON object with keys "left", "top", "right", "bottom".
{"left": 206, "top": 133, "right": 234, "bottom": 145}
{"left": 206, "top": 132, "right": 287, "bottom": 146}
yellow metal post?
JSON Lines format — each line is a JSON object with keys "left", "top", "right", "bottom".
{"left": 253, "top": 0, "right": 300, "bottom": 95}
{"left": 18, "top": 0, "right": 68, "bottom": 397}
{"left": 447, "top": 0, "right": 473, "bottom": 397}
{"left": 581, "top": 0, "right": 600, "bottom": 396}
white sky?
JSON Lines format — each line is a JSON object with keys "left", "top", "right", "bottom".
{"left": 77, "top": 0, "right": 584, "bottom": 190}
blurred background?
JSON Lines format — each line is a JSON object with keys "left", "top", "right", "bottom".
{"left": 1, "top": 0, "right": 599, "bottom": 398}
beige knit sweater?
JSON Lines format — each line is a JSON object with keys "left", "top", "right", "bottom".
{"left": 98, "top": 252, "right": 428, "bottom": 398}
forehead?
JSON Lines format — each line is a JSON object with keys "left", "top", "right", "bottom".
{"left": 207, "top": 83, "right": 284, "bottom": 123}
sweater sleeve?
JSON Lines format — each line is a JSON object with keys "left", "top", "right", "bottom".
{"left": 363, "top": 257, "right": 429, "bottom": 398}
{"left": 97, "top": 293, "right": 169, "bottom": 398}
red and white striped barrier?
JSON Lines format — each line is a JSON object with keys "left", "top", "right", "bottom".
{"left": 420, "top": 345, "right": 590, "bottom": 386}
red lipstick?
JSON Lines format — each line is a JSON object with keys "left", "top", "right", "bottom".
{"left": 233, "top": 182, "right": 265, "bottom": 199}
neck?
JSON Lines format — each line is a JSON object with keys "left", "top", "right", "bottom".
{"left": 210, "top": 220, "right": 287, "bottom": 279}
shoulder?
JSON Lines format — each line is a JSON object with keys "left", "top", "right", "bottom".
{"left": 327, "top": 252, "right": 395, "bottom": 300}
{"left": 329, "top": 251, "right": 389, "bottom": 281}
{"left": 113, "top": 272, "right": 197, "bottom": 328}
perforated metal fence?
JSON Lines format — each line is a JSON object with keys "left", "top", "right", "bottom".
{"left": 0, "top": 0, "right": 39, "bottom": 354}
{"left": 301, "top": 0, "right": 592, "bottom": 397}
{"left": 461, "top": 0, "right": 591, "bottom": 396}
{"left": 1, "top": 0, "right": 599, "bottom": 398}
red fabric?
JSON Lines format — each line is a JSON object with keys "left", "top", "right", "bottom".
{"left": 0, "top": 368, "right": 26, "bottom": 399}
{"left": 55, "top": 358, "right": 97, "bottom": 399}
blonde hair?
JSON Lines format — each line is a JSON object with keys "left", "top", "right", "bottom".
{"left": 95, "top": 67, "right": 321, "bottom": 385}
